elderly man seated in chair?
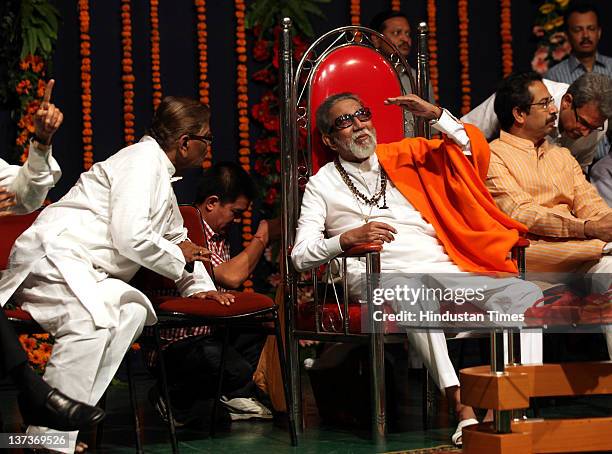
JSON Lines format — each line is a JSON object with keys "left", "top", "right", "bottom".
{"left": 291, "top": 92, "right": 544, "bottom": 446}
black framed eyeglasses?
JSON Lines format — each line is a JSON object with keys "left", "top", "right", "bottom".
{"left": 187, "top": 133, "right": 213, "bottom": 147}
{"left": 528, "top": 96, "right": 555, "bottom": 110}
{"left": 572, "top": 105, "right": 605, "bottom": 132}
{"left": 331, "top": 107, "right": 372, "bottom": 132}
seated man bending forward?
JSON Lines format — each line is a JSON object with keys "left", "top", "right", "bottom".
{"left": 291, "top": 92, "right": 543, "bottom": 445}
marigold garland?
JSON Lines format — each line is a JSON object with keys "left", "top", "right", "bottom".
{"left": 150, "top": 0, "right": 162, "bottom": 109}
{"left": 121, "top": 0, "right": 135, "bottom": 145}
{"left": 14, "top": 57, "right": 46, "bottom": 164}
{"left": 391, "top": 0, "right": 401, "bottom": 12}
{"left": 234, "top": 0, "right": 253, "bottom": 291}
{"left": 78, "top": 0, "right": 94, "bottom": 169}
{"left": 195, "top": 0, "right": 211, "bottom": 168}
{"left": 500, "top": 0, "right": 513, "bottom": 77}
{"left": 458, "top": 0, "right": 470, "bottom": 115}
{"left": 427, "top": 0, "right": 439, "bottom": 103}
{"left": 350, "top": 0, "right": 360, "bottom": 26}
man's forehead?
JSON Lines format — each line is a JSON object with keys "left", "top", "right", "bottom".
{"left": 329, "top": 98, "right": 362, "bottom": 115}
{"left": 528, "top": 81, "right": 551, "bottom": 100}
{"left": 383, "top": 16, "right": 410, "bottom": 31}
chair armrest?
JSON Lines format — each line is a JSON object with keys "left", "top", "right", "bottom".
{"left": 339, "top": 243, "right": 382, "bottom": 257}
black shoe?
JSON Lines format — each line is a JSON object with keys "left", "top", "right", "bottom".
{"left": 18, "top": 388, "right": 106, "bottom": 431}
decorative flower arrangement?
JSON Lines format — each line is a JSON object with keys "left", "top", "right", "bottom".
{"left": 427, "top": 0, "right": 439, "bottom": 102}
{"left": 79, "top": 0, "right": 94, "bottom": 170}
{"left": 391, "top": 0, "right": 401, "bottom": 12}
{"left": 1, "top": 0, "right": 60, "bottom": 164}
{"left": 350, "top": 0, "right": 360, "bottom": 25}
{"left": 19, "top": 333, "right": 53, "bottom": 374}
{"left": 458, "top": 0, "right": 470, "bottom": 115}
{"left": 235, "top": 0, "right": 254, "bottom": 291}
{"left": 500, "top": 0, "right": 513, "bottom": 77}
{"left": 121, "top": 0, "right": 135, "bottom": 146}
{"left": 150, "top": 0, "right": 162, "bottom": 109}
{"left": 531, "top": 0, "right": 571, "bottom": 74}
{"left": 195, "top": 0, "right": 211, "bottom": 168}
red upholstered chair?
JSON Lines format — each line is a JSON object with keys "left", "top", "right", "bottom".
{"left": 129, "top": 205, "right": 296, "bottom": 452}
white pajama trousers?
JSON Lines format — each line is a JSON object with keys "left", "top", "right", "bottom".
{"left": 580, "top": 255, "right": 612, "bottom": 357}
{"left": 15, "top": 259, "right": 147, "bottom": 454}
{"left": 380, "top": 273, "right": 544, "bottom": 390}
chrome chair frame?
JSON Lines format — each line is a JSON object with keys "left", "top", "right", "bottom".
{"left": 278, "top": 18, "right": 433, "bottom": 444}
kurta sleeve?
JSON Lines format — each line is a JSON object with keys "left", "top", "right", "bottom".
{"left": 109, "top": 150, "right": 186, "bottom": 280}
{"left": 486, "top": 151, "right": 588, "bottom": 238}
{"left": 0, "top": 141, "right": 61, "bottom": 214}
{"left": 291, "top": 175, "right": 343, "bottom": 272}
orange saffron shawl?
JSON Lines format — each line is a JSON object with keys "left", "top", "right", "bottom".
{"left": 376, "top": 124, "right": 527, "bottom": 273}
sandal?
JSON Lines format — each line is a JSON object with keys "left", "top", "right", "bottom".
{"left": 451, "top": 417, "right": 478, "bottom": 446}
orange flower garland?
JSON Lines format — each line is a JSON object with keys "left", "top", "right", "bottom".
{"left": 150, "top": 0, "right": 162, "bottom": 109}
{"left": 391, "top": 0, "right": 401, "bottom": 12}
{"left": 79, "top": 0, "right": 94, "bottom": 169}
{"left": 458, "top": 0, "right": 471, "bottom": 115}
{"left": 14, "top": 57, "right": 46, "bottom": 164}
{"left": 427, "top": 0, "right": 439, "bottom": 102}
{"left": 195, "top": 0, "right": 211, "bottom": 168}
{"left": 350, "top": 0, "right": 360, "bottom": 26}
{"left": 235, "top": 0, "right": 253, "bottom": 291}
{"left": 121, "top": 0, "right": 135, "bottom": 145}
{"left": 500, "top": 0, "right": 513, "bottom": 77}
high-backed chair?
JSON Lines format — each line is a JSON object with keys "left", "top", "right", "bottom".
{"left": 278, "top": 20, "right": 429, "bottom": 444}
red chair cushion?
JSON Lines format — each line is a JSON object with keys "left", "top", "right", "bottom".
{"left": 4, "top": 308, "right": 35, "bottom": 321}
{"left": 309, "top": 45, "right": 405, "bottom": 173}
{"left": 154, "top": 291, "right": 275, "bottom": 318}
{"left": 297, "top": 301, "right": 398, "bottom": 334}
{"left": 0, "top": 211, "right": 40, "bottom": 269}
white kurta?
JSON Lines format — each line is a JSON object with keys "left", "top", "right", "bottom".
{"left": 461, "top": 78, "right": 608, "bottom": 170}
{"left": 0, "top": 141, "right": 61, "bottom": 213}
{"left": 291, "top": 113, "right": 543, "bottom": 389}
{"left": 0, "top": 135, "right": 215, "bottom": 328}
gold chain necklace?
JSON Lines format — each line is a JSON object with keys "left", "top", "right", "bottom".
{"left": 334, "top": 157, "right": 389, "bottom": 210}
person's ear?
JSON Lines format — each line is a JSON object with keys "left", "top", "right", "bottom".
{"left": 561, "top": 93, "right": 573, "bottom": 111}
{"left": 178, "top": 134, "right": 190, "bottom": 157}
{"left": 205, "top": 195, "right": 220, "bottom": 212}
{"left": 322, "top": 133, "right": 338, "bottom": 151}
{"left": 512, "top": 106, "right": 527, "bottom": 126}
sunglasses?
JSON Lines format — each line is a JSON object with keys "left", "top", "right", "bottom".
{"left": 330, "top": 107, "right": 372, "bottom": 132}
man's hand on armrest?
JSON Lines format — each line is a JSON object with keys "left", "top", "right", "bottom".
{"left": 585, "top": 212, "right": 612, "bottom": 242}
{"left": 0, "top": 187, "right": 16, "bottom": 216}
{"left": 191, "top": 291, "right": 235, "bottom": 307}
{"left": 339, "top": 221, "right": 397, "bottom": 251}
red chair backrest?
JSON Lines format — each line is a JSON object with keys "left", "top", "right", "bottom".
{"left": 309, "top": 45, "right": 405, "bottom": 173}
{"left": 0, "top": 211, "right": 40, "bottom": 270}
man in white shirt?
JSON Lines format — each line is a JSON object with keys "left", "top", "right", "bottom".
{"left": 291, "top": 92, "right": 543, "bottom": 445}
{"left": 0, "top": 79, "right": 61, "bottom": 215}
{"left": 461, "top": 73, "right": 612, "bottom": 171}
{"left": 0, "top": 96, "right": 231, "bottom": 453}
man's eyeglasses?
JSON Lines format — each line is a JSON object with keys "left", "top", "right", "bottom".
{"left": 187, "top": 133, "right": 213, "bottom": 147}
{"left": 573, "top": 105, "right": 605, "bottom": 132}
{"left": 528, "top": 96, "right": 555, "bottom": 110}
{"left": 330, "top": 107, "right": 372, "bottom": 132}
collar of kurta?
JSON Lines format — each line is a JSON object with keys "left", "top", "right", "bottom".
{"left": 139, "top": 135, "right": 182, "bottom": 182}
{"left": 499, "top": 130, "right": 554, "bottom": 156}
{"left": 375, "top": 124, "right": 527, "bottom": 274}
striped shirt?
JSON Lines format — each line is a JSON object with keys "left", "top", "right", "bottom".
{"left": 144, "top": 219, "right": 230, "bottom": 365}
{"left": 545, "top": 53, "right": 612, "bottom": 162}
{"left": 487, "top": 131, "right": 611, "bottom": 272}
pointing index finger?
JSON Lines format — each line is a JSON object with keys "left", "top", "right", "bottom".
{"left": 42, "top": 79, "right": 55, "bottom": 106}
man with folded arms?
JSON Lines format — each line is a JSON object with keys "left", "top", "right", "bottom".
{"left": 291, "top": 92, "right": 543, "bottom": 445}
{"left": 486, "top": 71, "right": 612, "bottom": 354}
{"left": 0, "top": 96, "right": 230, "bottom": 453}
